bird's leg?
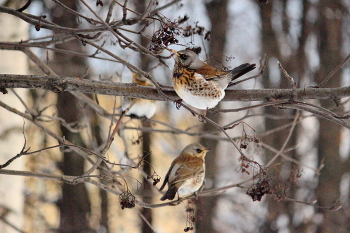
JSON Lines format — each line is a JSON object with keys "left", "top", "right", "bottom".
{"left": 198, "top": 179, "right": 206, "bottom": 193}
{"left": 198, "top": 115, "right": 205, "bottom": 122}
{"left": 198, "top": 108, "right": 208, "bottom": 123}
{"left": 194, "top": 180, "right": 206, "bottom": 200}
{"left": 169, "top": 193, "right": 182, "bottom": 205}
{"left": 167, "top": 193, "right": 183, "bottom": 206}
{"left": 174, "top": 99, "right": 183, "bottom": 109}
{"left": 193, "top": 191, "right": 200, "bottom": 201}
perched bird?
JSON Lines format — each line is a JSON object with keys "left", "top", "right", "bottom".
{"left": 122, "top": 73, "right": 157, "bottom": 119}
{"left": 159, "top": 142, "right": 210, "bottom": 201}
{"left": 172, "top": 49, "right": 256, "bottom": 110}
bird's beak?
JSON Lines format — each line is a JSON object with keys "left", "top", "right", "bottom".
{"left": 170, "top": 49, "right": 178, "bottom": 57}
{"left": 204, "top": 148, "right": 211, "bottom": 152}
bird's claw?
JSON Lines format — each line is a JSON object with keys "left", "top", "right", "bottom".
{"left": 198, "top": 114, "right": 206, "bottom": 123}
{"left": 174, "top": 99, "right": 183, "bottom": 109}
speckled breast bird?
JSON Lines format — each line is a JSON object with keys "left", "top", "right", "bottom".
{"left": 159, "top": 142, "right": 210, "bottom": 201}
{"left": 122, "top": 74, "right": 157, "bottom": 119}
{"left": 172, "top": 49, "right": 256, "bottom": 110}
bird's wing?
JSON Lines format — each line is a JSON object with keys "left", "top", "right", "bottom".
{"left": 169, "top": 158, "right": 204, "bottom": 186}
{"left": 195, "top": 63, "right": 228, "bottom": 81}
{"left": 159, "top": 163, "right": 175, "bottom": 191}
{"left": 229, "top": 63, "right": 256, "bottom": 82}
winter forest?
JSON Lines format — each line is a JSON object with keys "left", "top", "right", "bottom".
{"left": 0, "top": 0, "right": 350, "bottom": 232}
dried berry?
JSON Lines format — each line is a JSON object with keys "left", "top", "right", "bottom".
{"left": 119, "top": 191, "right": 136, "bottom": 209}
{"left": 149, "top": 23, "right": 180, "bottom": 53}
{"left": 246, "top": 178, "right": 271, "bottom": 201}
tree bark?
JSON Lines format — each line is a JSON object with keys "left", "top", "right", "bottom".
{"left": 315, "top": 1, "right": 348, "bottom": 232}
{"left": 259, "top": 2, "right": 297, "bottom": 232}
{"left": 134, "top": 2, "right": 154, "bottom": 232}
{"left": 51, "top": 1, "right": 93, "bottom": 232}
{"left": 3, "top": 75, "right": 350, "bottom": 102}
{"left": 196, "top": 1, "right": 228, "bottom": 232}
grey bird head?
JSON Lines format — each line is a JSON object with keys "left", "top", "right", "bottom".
{"left": 174, "top": 49, "right": 205, "bottom": 69}
{"left": 182, "top": 142, "right": 210, "bottom": 158}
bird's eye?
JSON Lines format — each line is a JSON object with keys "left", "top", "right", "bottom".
{"left": 196, "top": 148, "right": 202, "bottom": 153}
{"left": 179, "top": 54, "right": 188, "bottom": 60}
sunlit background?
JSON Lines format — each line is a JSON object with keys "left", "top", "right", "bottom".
{"left": 0, "top": 0, "right": 350, "bottom": 233}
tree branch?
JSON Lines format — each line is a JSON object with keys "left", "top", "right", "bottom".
{"left": 1, "top": 74, "right": 350, "bottom": 102}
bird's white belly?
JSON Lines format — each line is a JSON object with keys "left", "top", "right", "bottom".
{"left": 173, "top": 73, "right": 226, "bottom": 110}
{"left": 178, "top": 88, "right": 224, "bottom": 110}
{"left": 178, "top": 173, "right": 205, "bottom": 196}
{"left": 123, "top": 99, "right": 157, "bottom": 118}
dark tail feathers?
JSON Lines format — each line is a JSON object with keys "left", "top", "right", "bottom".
{"left": 230, "top": 63, "right": 256, "bottom": 81}
{"left": 160, "top": 186, "right": 178, "bottom": 201}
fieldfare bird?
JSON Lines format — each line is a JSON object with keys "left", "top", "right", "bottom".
{"left": 160, "top": 142, "right": 210, "bottom": 201}
{"left": 172, "top": 49, "right": 256, "bottom": 110}
{"left": 122, "top": 73, "right": 157, "bottom": 119}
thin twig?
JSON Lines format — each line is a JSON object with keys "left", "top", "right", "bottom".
{"left": 317, "top": 53, "right": 350, "bottom": 88}
{"left": 266, "top": 111, "right": 300, "bottom": 166}
{"left": 106, "top": 1, "right": 116, "bottom": 23}
{"left": 260, "top": 141, "right": 317, "bottom": 173}
{"left": 280, "top": 101, "right": 350, "bottom": 128}
{"left": 53, "top": 0, "right": 101, "bottom": 25}
{"left": 122, "top": 0, "right": 129, "bottom": 22}
{"left": 138, "top": 211, "right": 158, "bottom": 233}
{"left": 214, "top": 100, "right": 287, "bottom": 113}
{"left": 278, "top": 61, "right": 297, "bottom": 90}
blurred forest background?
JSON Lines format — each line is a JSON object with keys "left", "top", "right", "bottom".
{"left": 0, "top": 0, "right": 350, "bottom": 232}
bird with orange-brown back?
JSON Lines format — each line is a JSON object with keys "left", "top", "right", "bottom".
{"left": 172, "top": 49, "right": 256, "bottom": 110}
{"left": 159, "top": 142, "right": 210, "bottom": 201}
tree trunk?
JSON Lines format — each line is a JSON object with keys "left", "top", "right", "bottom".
{"left": 196, "top": 1, "right": 228, "bottom": 232}
{"left": 50, "top": 1, "right": 93, "bottom": 232}
{"left": 259, "top": 2, "right": 298, "bottom": 232}
{"left": 135, "top": 2, "right": 154, "bottom": 232}
{"left": 91, "top": 113, "right": 109, "bottom": 232}
{"left": 141, "top": 126, "right": 153, "bottom": 233}
{"left": 315, "top": 1, "right": 347, "bottom": 232}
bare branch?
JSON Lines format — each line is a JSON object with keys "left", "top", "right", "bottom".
{"left": 2, "top": 75, "right": 350, "bottom": 103}
{"left": 280, "top": 101, "right": 350, "bottom": 128}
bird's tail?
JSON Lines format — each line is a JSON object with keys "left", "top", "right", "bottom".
{"left": 160, "top": 186, "right": 178, "bottom": 201}
{"left": 230, "top": 63, "right": 256, "bottom": 82}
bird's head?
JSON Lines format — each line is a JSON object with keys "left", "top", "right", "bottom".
{"left": 172, "top": 49, "right": 205, "bottom": 69}
{"left": 183, "top": 142, "right": 211, "bottom": 158}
